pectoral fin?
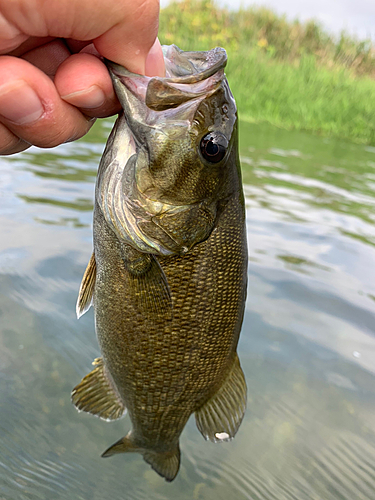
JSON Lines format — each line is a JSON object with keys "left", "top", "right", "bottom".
{"left": 71, "top": 357, "right": 126, "bottom": 421}
{"left": 102, "top": 433, "right": 180, "bottom": 482}
{"left": 76, "top": 253, "right": 96, "bottom": 319}
{"left": 121, "top": 244, "right": 172, "bottom": 318}
{"left": 195, "top": 354, "right": 247, "bottom": 442}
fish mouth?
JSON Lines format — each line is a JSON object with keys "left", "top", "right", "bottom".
{"left": 105, "top": 45, "right": 227, "bottom": 113}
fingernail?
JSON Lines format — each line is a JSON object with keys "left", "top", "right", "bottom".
{"left": 0, "top": 81, "right": 43, "bottom": 125}
{"left": 145, "top": 38, "right": 165, "bottom": 78}
{"left": 61, "top": 85, "right": 105, "bottom": 109}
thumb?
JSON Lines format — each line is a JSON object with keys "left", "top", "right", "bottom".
{"left": 145, "top": 38, "right": 165, "bottom": 77}
{"left": 0, "top": 0, "right": 164, "bottom": 75}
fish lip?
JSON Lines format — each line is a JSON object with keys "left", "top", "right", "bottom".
{"left": 105, "top": 45, "right": 227, "bottom": 84}
{"left": 104, "top": 45, "right": 227, "bottom": 111}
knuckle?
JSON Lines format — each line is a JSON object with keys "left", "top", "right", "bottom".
{"left": 27, "top": 115, "right": 94, "bottom": 149}
{"left": 0, "top": 125, "right": 29, "bottom": 155}
{"left": 64, "top": 118, "right": 96, "bottom": 144}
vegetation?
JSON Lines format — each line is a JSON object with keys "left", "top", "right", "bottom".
{"left": 159, "top": 0, "right": 375, "bottom": 144}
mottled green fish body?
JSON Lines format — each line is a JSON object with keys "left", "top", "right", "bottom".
{"left": 72, "top": 45, "right": 248, "bottom": 482}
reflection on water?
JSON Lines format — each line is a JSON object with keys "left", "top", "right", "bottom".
{"left": 0, "top": 118, "right": 375, "bottom": 499}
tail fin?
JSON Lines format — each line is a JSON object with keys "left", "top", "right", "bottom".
{"left": 143, "top": 446, "right": 180, "bottom": 482}
{"left": 101, "top": 433, "right": 180, "bottom": 482}
{"left": 101, "top": 433, "right": 139, "bottom": 457}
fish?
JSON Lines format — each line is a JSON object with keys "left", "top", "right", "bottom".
{"left": 71, "top": 44, "right": 248, "bottom": 482}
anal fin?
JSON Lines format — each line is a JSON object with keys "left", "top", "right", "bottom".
{"left": 195, "top": 354, "right": 247, "bottom": 442}
{"left": 76, "top": 252, "right": 96, "bottom": 318}
{"left": 71, "top": 357, "right": 126, "bottom": 421}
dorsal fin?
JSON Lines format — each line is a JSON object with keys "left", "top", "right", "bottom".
{"left": 71, "top": 357, "right": 126, "bottom": 421}
{"left": 76, "top": 253, "right": 96, "bottom": 318}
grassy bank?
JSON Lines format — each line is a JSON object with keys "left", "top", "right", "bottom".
{"left": 159, "top": 0, "right": 375, "bottom": 144}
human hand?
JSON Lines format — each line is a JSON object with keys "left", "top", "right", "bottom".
{"left": 0, "top": 0, "right": 165, "bottom": 155}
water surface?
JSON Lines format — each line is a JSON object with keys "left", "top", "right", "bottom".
{"left": 0, "top": 119, "right": 374, "bottom": 499}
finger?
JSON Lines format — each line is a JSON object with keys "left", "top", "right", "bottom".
{"left": 94, "top": 0, "right": 164, "bottom": 75}
{"left": 54, "top": 53, "right": 121, "bottom": 118}
{"left": 65, "top": 39, "right": 94, "bottom": 54}
{"left": 0, "top": 0, "right": 164, "bottom": 75}
{"left": 0, "top": 56, "right": 94, "bottom": 148}
{"left": 6, "top": 36, "right": 55, "bottom": 57}
{"left": 0, "top": 122, "right": 30, "bottom": 155}
{"left": 145, "top": 38, "right": 165, "bottom": 77}
{"left": 21, "top": 39, "right": 71, "bottom": 78}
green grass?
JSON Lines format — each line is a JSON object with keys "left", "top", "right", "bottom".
{"left": 228, "top": 50, "right": 375, "bottom": 143}
{"left": 159, "top": 0, "right": 375, "bottom": 144}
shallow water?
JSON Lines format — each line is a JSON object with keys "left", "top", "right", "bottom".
{"left": 0, "top": 119, "right": 375, "bottom": 499}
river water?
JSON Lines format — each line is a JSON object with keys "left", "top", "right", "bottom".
{"left": 0, "top": 118, "right": 374, "bottom": 499}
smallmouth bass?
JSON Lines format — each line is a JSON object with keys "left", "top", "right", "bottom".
{"left": 72, "top": 45, "right": 248, "bottom": 482}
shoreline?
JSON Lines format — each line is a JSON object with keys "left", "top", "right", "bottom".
{"left": 160, "top": 0, "right": 375, "bottom": 144}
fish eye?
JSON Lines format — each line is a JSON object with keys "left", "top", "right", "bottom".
{"left": 200, "top": 132, "right": 228, "bottom": 164}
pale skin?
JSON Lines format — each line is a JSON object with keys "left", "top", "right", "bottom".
{"left": 0, "top": 0, "right": 165, "bottom": 155}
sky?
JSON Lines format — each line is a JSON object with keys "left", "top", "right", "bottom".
{"left": 160, "top": 0, "right": 375, "bottom": 40}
